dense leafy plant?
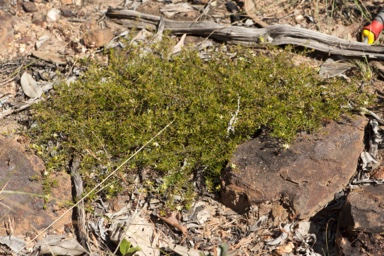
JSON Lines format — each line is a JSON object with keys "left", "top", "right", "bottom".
{"left": 29, "top": 39, "right": 369, "bottom": 208}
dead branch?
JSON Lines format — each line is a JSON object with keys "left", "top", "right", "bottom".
{"left": 106, "top": 9, "right": 384, "bottom": 59}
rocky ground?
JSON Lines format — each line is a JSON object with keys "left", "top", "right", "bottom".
{"left": 1, "top": 0, "right": 384, "bottom": 255}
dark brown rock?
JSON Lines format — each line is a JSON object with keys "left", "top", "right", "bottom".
{"left": 221, "top": 116, "right": 366, "bottom": 218}
{"left": 0, "top": 136, "right": 71, "bottom": 236}
{"left": 337, "top": 185, "right": 384, "bottom": 254}
{"left": 339, "top": 185, "right": 384, "bottom": 233}
{"left": 61, "top": 8, "right": 76, "bottom": 17}
{"left": 22, "top": 2, "right": 37, "bottom": 13}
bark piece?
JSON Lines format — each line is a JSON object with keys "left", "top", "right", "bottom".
{"left": 71, "top": 156, "right": 89, "bottom": 251}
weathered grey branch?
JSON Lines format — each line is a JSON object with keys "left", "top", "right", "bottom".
{"left": 106, "top": 9, "right": 384, "bottom": 59}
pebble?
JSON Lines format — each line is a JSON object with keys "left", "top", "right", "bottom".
{"left": 22, "top": 2, "right": 38, "bottom": 13}
{"left": 61, "top": 0, "right": 73, "bottom": 5}
{"left": 295, "top": 14, "right": 304, "bottom": 24}
{"left": 32, "top": 12, "right": 47, "bottom": 27}
{"left": 46, "top": 8, "right": 61, "bottom": 23}
{"left": 61, "top": 8, "right": 76, "bottom": 17}
{"left": 83, "top": 29, "right": 114, "bottom": 48}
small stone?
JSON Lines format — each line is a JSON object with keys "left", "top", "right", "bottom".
{"left": 35, "top": 35, "right": 50, "bottom": 49}
{"left": 22, "top": 2, "right": 38, "bottom": 13}
{"left": 32, "top": 12, "right": 47, "bottom": 27}
{"left": 295, "top": 14, "right": 304, "bottom": 24}
{"left": 192, "top": 0, "right": 209, "bottom": 4}
{"left": 46, "top": 8, "right": 61, "bottom": 23}
{"left": 61, "top": 8, "right": 76, "bottom": 17}
{"left": 19, "top": 44, "right": 26, "bottom": 53}
{"left": 83, "top": 28, "right": 114, "bottom": 48}
{"left": 61, "top": 0, "right": 73, "bottom": 5}
{"left": 371, "top": 166, "right": 384, "bottom": 179}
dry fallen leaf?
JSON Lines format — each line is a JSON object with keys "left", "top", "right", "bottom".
{"left": 109, "top": 214, "right": 160, "bottom": 256}
{"left": 169, "top": 34, "right": 187, "bottom": 57}
{"left": 158, "top": 211, "right": 188, "bottom": 235}
{"left": 32, "top": 51, "right": 67, "bottom": 65}
{"left": 331, "top": 24, "right": 360, "bottom": 40}
{"left": 34, "top": 235, "right": 86, "bottom": 255}
{"left": 20, "top": 72, "right": 43, "bottom": 98}
{"left": 0, "top": 236, "right": 26, "bottom": 253}
{"left": 160, "top": 3, "right": 194, "bottom": 18}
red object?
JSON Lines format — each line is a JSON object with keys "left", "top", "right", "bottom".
{"left": 364, "top": 20, "right": 384, "bottom": 40}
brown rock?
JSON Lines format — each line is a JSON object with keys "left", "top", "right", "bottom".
{"left": 338, "top": 233, "right": 384, "bottom": 255}
{"left": 0, "top": 136, "right": 72, "bottom": 236}
{"left": 0, "top": 11, "right": 14, "bottom": 55}
{"left": 371, "top": 166, "right": 384, "bottom": 179}
{"left": 61, "top": 8, "right": 76, "bottom": 17}
{"left": 0, "top": 0, "right": 8, "bottom": 8}
{"left": 22, "top": 2, "right": 38, "bottom": 13}
{"left": 221, "top": 116, "right": 366, "bottom": 218}
{"left": 337, "top": 185, "right": 384, "bottom": 254}
{"left": 32, "top": 11, "right": 47, "bottom": 27}
{"left": 83, "top": 28, "right": 114, "bottom": 48}
{"left": 339, "top": 185, "right": 384, "bottom": 233}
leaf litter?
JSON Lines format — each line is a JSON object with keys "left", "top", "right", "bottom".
{"left": 20, "top": 72, "right": 43, "bottom": 99}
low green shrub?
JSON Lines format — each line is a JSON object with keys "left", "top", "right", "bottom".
{"left": 29, "top": 40, "right": 369, "bottom": 208}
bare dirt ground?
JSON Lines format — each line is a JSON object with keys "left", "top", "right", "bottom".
{"left": 0, "top": 0, "right": 384, "bottom": 255}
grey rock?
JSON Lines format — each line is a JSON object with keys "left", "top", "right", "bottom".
{"left": 221, "top": 116, "right": 366, "bottom": 218}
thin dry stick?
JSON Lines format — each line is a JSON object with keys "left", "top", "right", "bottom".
{"left": 16, "top": 120, "right": 174, "bottom": 255}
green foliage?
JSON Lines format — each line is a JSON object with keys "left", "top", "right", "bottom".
{"left": 119, "top": 239, "right": 141, "bottom": 256}
{"left": 29, "top": 39, "right": 370, "bottom": 208}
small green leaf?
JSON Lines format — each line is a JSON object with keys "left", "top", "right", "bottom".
{"left": 119, "top": 239, "right": 131, "bottom": 255}
{"left": 119, "top": 238, "right": 141, "bottom": 256}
